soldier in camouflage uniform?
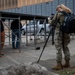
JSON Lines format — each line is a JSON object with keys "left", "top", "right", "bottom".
{"left": 49, "top": 4, "right": 72, "bottom": 70}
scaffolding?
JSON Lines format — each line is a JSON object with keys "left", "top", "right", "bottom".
{"left": 0, "top": 11, "right": 48, "bottom": 52}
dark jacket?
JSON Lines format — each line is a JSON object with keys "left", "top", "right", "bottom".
{"left": 11, "top": 20, "right": 22, "bottom": 30}
{"left": 0, "top": 20, "right": 4, "bottom": 32}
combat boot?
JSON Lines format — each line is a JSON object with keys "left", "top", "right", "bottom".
{"left": 52, "top": 63, "right": 63, "bottom": 70}
{"left": 62, "top": 60, "right": 70, "bottom": 68}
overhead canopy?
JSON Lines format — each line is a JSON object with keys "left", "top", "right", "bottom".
{"left": 0, "top": 11, "right": 48, "bottom": 20}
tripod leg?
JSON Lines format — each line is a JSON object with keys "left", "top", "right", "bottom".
{"left": 37, "top": 27, "right": 53, "bottom": 63}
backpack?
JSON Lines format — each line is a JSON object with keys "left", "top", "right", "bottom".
{"left": 60, "top": 12, "right": 75, "bottom": 33}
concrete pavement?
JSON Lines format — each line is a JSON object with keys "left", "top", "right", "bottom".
{"left": 0, "top": 36, "right": 75, "bottom": 74}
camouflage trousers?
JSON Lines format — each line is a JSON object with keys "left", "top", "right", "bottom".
{"left": 54, "top": 31, "right": 70, "bottom": 63}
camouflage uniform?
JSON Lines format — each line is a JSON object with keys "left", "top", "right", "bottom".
{"left": 50, "top": 12, "right": 70, "bottom": 63}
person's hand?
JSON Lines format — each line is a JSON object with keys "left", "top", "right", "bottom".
{"left": 48, "top": 17, "right": 50, "bottom": 20}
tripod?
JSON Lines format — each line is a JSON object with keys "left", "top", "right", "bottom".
{"left": 37, "top": 26, "right": 55, "bottom": 63}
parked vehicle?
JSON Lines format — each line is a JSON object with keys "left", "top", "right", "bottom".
{"left": 21, "top": 20, "right": 50, "bottom": 35}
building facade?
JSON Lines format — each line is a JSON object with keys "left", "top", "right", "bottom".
{"left": 1, "top": 0, "right": 75, "bottom": 16}
{"left": 0, "top": 0, "right": 52, "bottom": 10}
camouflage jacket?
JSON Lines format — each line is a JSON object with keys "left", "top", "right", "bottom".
{"left": 50, "top": 12, "right": 64, "bottom": 32}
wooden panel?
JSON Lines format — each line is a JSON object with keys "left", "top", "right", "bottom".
{"left": 22, "top": 0, "right": 52, "bottom": 6}
{"left": 0, "top": 0, "right": 53, "bottom": 10}
{"left": 26, "top": 0, "right": 30, "bottom": 5}
{"left": 17, "top": 0, "right": 21, "bottom": 7}
{"left": 0, "top": 0, "right": 18, "bottom": 10}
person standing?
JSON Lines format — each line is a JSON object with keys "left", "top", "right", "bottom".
{"left": 0, "top": 19, "right": 5, "bottom": 57}
{"left": 49, "top": 4, "right": 72, "bottom": 70}
{"left": 11, "top": 19, "right": 22, "bottom": 49}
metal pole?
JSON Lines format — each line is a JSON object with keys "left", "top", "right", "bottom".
{"left": 0, "top": 17, "right": 1, "bottom": 51}
{"left": 26, "top": 20, "right": 28, "bottom": 46}
{"left": 29, "top": 20, "right": 32, "bottom": 40}
{"left": 8, "top": 19, "right": 11, "bottom": 45}
{"left": 44, "top": 19, "right": 46, "bottom": 41}
{"left": 33, "top": 18, "right": 37, "bottom": 49}
{"left": 18, "top": 17, "right": 21, "bottom": 52}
